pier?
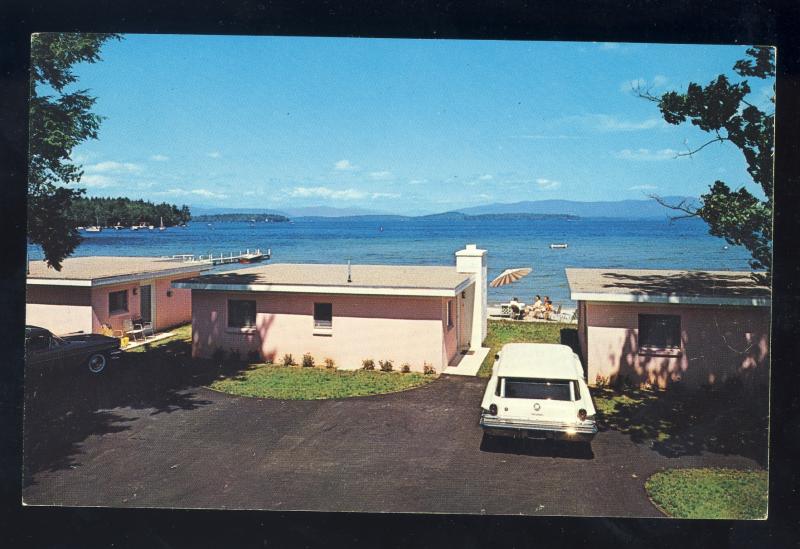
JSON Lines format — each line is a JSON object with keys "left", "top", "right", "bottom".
{"left": 162, "top": 248, "right": 270, "bottom": 265}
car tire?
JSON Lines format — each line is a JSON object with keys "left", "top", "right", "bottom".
{"left": 87, "top": 352, "right": 108, "bottom": 374}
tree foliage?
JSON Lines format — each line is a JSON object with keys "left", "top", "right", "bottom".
{"left": 638, "top": 46, "right": 775, "bottom": 280}
{"left": 67, "top": 197, "right": 191, "bottom": 227}
{"left": 29, "top": 33, "right": 120, "bottom": 269}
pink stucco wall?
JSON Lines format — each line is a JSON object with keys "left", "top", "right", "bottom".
{"left": 582, "top": 301, "right": 770, "bottom": 389}
{"left": 26, "top": 285, "right": 93, "bottom": 335}
{"left": 191, "top": 290, "right": 461, "bottom": 372}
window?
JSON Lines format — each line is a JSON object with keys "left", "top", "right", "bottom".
{"left": 502, "top": 378, "right": 573, "bottom": 401}
{"left": 446, "top": 300, "right": 454, "bottom": 328}
{"left": 26, "top": 332, "right": 50, "bottom": 352}
{"left": 314, "top": 302, "right": 333, "bottom": 329}
{"left": 228, "top": 299, "right": 256, "bottom": 329}
{"left": 638, "top": 314, "right": 681, "bottom": 349}
{"left": 109, "top": 290, "right": 128, "bottom": 315}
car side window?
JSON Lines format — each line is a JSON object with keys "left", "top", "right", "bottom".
{"left": 26, "top": 333, "right": 50, "bottom": 351}
{"left": 573, "top": 380, "right": 581, "bottom": 401}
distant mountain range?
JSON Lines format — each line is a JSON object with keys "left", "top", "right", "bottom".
{"left": 191, "top": 197, "right": 699, "bottom": 220}
{"left": 455, "top": 196, "right": 699, "bottom": 218}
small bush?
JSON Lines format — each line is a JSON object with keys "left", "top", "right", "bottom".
{"left": 324, "top": 357, "right": 336, "bottom": 369}
{"left": 227, "top": 348, "right": 241, "bottom": 365}
{"left": 400, "top": 363, "right": 411, "bottom": 373}
{"left": 302, "top": 353, "right": 315, "bottom": 368}
{"left": 423, "top": 362, "right": 436, "bottom": 375}
{"left": 362, "top": 358, "right": 375, "bottom": 371}
{"left": 211, "top": 347, "right": 225, "bottom": 365}
{"left": 247, "top": 349, "right": 261, "bottom": 363}
{"left": 595, "top": 374, "right": 609, "bottom": 388}
{"left": 379, "top": 359, "right": 394, "bottom": 372}
{"left": 282, "top": 353, "right": 295, "bottom": 367}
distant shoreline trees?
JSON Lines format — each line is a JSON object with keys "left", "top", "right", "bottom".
{"left": 67, "top": 196, "right": 191, "bottom": 227}
{"left": 193, "top": 213, "right": 290, "bottom": 223}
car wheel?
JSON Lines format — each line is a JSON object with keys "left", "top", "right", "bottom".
{"left": 87, "top": 352, "right": 108, "bottom": 374}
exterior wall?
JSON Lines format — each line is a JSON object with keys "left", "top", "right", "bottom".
{"left": 90, "top": 271, "right": 201, "bottom": 333}
{"left": 456, "top": 245, "right": 487, "bottom": 348}
{"left": 442, "top": 297, "right": 458, "bottom": 367}
{"left": 583, "top": 301, "right": 770, "bottom": 389}
{"left": 191, "top": 291, "right": 449, "bottom": 372}
{"left": 26, "top": 285, "right": 93, "bottom": 335}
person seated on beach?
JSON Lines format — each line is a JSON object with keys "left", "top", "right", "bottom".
{"left": 509, "top": 297, "right": 522, "bottom": 319}
{"left": 524, "top": 294, "right": 543, "bottom": 319}
{"left": 543, "top": 297, "right": 554, "bottom": 320}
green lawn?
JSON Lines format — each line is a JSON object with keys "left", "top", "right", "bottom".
{"left": 125, "top": 324, "right": 192, "bottom": 353}
{"left": 209, "top": 364, "right": 435, "bottom": 400}
{"left": 478, "top": 319, "right": 577, "bottom": 377}
{"left": 646, "top": 468, "right": 768, "bottom": 519}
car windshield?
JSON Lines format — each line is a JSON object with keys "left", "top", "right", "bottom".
{"left": 502, "top": 378, "right": 572, "bottom": 401}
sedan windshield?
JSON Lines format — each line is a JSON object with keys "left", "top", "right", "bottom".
{"left": 503, "top": 378, "right": 572, "bottom": 401}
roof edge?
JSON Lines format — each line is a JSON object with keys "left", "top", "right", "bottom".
{"left": 571, "top": 291, "right": 771, "bottom": 307}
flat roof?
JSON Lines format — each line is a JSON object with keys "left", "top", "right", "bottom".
{"left": 172, "top": 263, "right": 474, "bottom": 297}
{"left": 497, "top": 344, "right": 581, "bottom": 380}
{"left": 27, "top": 256, "right": 212, "bottom": 287}
{"left": 566, "top": 268, "right": 771, "bottom": 307}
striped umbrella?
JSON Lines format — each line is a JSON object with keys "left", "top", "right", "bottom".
{"left": 489, "top": 267, "right": 532, "bottom": 288}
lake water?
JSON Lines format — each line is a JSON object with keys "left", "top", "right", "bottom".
{"left": 28, "top": 217, "right": 752, "bottom": 307}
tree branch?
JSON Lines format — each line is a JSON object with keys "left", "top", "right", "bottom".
{"left": 648, "top": 194, "right": 700, "bottom": 221}
{"left": 674, "top": 136, "right": 728, "bottom": 158}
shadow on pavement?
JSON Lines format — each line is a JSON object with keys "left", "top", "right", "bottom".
{"left": 479, "top": 434, "right": 594, "bottom": 460}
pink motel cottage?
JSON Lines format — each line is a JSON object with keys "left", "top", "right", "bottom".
{"left": 567, "top": 268, "right": 771, "bottom": 390}
{"left": 26, "top": 256, "right": 211, "bottom": 336}
{"left": 172, "top": 244, "right": 488, "bottom": 373}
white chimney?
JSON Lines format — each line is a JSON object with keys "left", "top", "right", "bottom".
{"left": 455, "top": 243, "right": 488, "bottom": 349}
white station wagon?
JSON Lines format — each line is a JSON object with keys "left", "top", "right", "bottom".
{"left": 480, "top": 343, "right": 597, "bottom": 443}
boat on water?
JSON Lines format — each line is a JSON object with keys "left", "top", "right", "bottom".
{"left": 549, "top": 243, "right": 568, "bottom": 249}
{"left": 85, "top": 226, "right": 102, "bottom": 232}
{"left": 113, "top": 223, "right": 124, "bottom": 230}
{"left": 159, "top": 217, "right": 166, "bottom": 231}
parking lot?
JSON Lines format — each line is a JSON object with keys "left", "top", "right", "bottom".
{"left": 21, "top": 362, "right": 765, "bottom": 517}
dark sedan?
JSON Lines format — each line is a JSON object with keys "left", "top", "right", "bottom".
{"left": 25, "top": 325, "right": 123, "bottom": 375}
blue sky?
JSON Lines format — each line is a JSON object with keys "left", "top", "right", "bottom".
{"left": 61, "top": 35, "right": 774, "bottom": 215}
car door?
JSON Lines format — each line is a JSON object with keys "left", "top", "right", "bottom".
{"left": 25, "top": 332, "right": 59, "bottom": 371}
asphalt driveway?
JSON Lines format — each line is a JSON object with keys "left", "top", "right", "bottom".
{"left": 22, "top": 367, "right": 762, "bottom": 516}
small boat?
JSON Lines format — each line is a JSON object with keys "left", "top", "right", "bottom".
{"left": 76, "top": 226, "right": 85, "bottom": 230}
{"left": 113, "top": 223, "right": 123, "bottom": 230}
{"left": 159, "top": 217, "right": 166, "bottom": 231}
{"left": 85, "top": 226, "right": 102, "bottom": 232}
{"left": 549, "top": 243, "right": 568, "bottom": 249}
{"left": 148, "top": 225, "right": 155, "bottom": 230}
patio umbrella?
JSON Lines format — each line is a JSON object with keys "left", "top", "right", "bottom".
{"left": 489, "top": 267, "right": 532, "bottom": 288}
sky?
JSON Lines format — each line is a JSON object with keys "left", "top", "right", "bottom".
{"left": 59, "top": 35, "right": 774, "bottom": 215}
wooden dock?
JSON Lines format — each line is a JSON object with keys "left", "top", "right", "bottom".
{"left": 163, "top": 248, "right": 270, "bottom": 265}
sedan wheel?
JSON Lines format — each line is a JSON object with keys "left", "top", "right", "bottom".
{"left": 87, "top": 352, "right": 108, "bottom": 374}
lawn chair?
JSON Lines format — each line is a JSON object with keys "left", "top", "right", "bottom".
{"left": 133, "top": 316, "right": 155, "bottom": 340}
{"left": 510, "top": 304, "right": 522, "bottom": 320}
{"left": 500, "top": 304, "right": 512, "bottom": 318}
{"left": 123, "top": 318, "right": 145, "bottom": 342}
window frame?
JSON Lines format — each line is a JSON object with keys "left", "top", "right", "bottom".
{"left": 108, "top": 289, "right": 129, "bottom": 316}
{"left": 313, "top": 302, "right": 333, "bottom": 330}
{"left": 227, "top": 299, "right": 257, "bottom": 330}
{"left": 638, "top": 313, "right": 681, "bottom": 350}
{"left": 446, "top": 299, "right": 454, "bottom": 329}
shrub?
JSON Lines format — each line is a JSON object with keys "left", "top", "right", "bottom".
{"left": 595, "top": 374, "right": 609, "bottom": 389}
{"left": 379, "top": 359, "right": 394, "bottom": 372}
{"left": 226, "top": 348, "right": 241, "bottom": 365}
{"left": 423, "top": 362, "right": 436, "bottom": 375}
{"left": 247, "top": 349, "right": 261, "bottom": 363}
{"left": 282, "top": 353, "right": 295, "bottom": 367}
{"left": 324, "top": 357, "right": 336, "bottom": 369}
{"left": 211, "top": 347, "right": 225, "bottom": 365}
{"left": 362, "top": 358, "right": 375, "bottom": 371}
{"left": 400, "top": 362, "right": 411, "bottom": 373}
{"left": 302, "top": 353, "right": 315, "bottom": 368}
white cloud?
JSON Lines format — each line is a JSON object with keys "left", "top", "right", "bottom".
{"left": 368, "top": 171, "right": 393, "bottom": 180}
{"left": 84, "top": 161, "right": 141, "bottom": 173}
{"left": 207, "top": 151, "right": 221, "bottom": 159}
{"left": 478, "top": 174, "right": 493, "bottom": 181}
{"left": 629, "top": 184, "right": 658, "bottom": 190}
{"left": 334, "top": 159, "right": 358, "bottom": 171}
{"left": 371, "top": 192, "right": 401, "bottom": 199}
{"left": 562, "top": 114, "right": 665, "bottom": 132}
{"left": 157, "top": 188, "right": 228, "bottom": 199}
{"left": 514, "top": 134, "right": 576, "bottom": 140}
{"left": 150, "top": 154, "right": 169, "bottom": 161}
{"left": 289, "top": 186, "right": 366, "bottom": 200}
{"left": 408, "top": 179, "right": 427, "bottom": 185}
{"left": 535, "top": 178, "right": 561, "bottom": 190}
{"left": 80, "top": 174, "right": 116, "bottom": 188}
{"left": 615, "top": 148, "right": 681, "bottom": 161}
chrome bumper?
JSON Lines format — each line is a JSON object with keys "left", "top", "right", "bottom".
{"left": 480, "top": 414, "right": 597, "bottom": 441}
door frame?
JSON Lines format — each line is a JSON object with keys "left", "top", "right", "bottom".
{"left": 139, "top": 279, "right": 156, "bottom": 327}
